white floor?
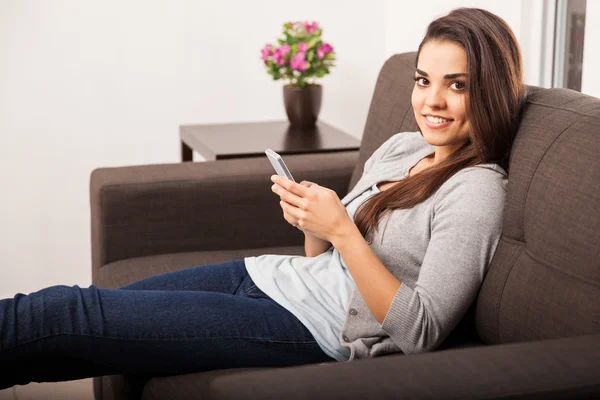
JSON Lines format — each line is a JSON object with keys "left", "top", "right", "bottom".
{"left": 0, "top": 379, "right": 93, "bottom": 400}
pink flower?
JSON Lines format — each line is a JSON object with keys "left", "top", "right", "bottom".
{"left": 317, "top": 43, "right": 333, "bottom": 59}
{"left": 290, "top": 52, "right": 308, "bottom": 71}
{"left": 279, "top": 44, "right": 291, "bottom": 56}
{"left": 261, "top": 44, "right": 272, "bottom": 62}
{"left": 272, "top": 48, "right": 287, "bottom": 65}
{"left": 304, "top": 21, "right": 320, "bottom": 33}
{"left": 297, "top": 42, "right": 309, "bottom": 53}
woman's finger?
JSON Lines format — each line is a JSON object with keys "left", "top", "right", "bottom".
{"left": 271, "top": 176, "right": 310, "bottom": 198}
{"left": 280, "top": 200, "right": 303, "bottom": 221}
{"left": 282, "top": 207, "right": 303, "bottom": 230}
{"left": 282, "top": 210, "right": 297, "bottom": 225}
{"left": 299, "top": 180, "right": 315, "bottom": 188}
{"left": 272, "top": 183, "right": 306, "bottom": 209}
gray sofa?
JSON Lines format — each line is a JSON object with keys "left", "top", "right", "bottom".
{"left": 90, "top": 52, "right": 600, "bottom": 399}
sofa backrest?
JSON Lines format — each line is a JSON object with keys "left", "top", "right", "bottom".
{"left": 354, "top": 52, "right": 600, "bottom": 345}
{"left": 475, "top": 87, "right": 600, "bottom": 344}
{"left": 348, "top": 52, "right": 419, "bottom": 190}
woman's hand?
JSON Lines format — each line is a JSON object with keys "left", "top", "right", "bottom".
{"left": 270, "top": 175, "right": 356, "bottom": 243}
{"left": 279, "top": 180, "right": 314, "bottom": 233}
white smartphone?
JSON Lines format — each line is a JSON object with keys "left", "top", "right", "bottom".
{"left": 265, "top": 149, "right": 295, "bottom": 182}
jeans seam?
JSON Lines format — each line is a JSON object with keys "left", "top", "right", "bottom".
{"left": 2, "top": 332, "right": 319, "bottom": 352}
{"left": 242, "top": 284, "right": 258, "bottom": 297}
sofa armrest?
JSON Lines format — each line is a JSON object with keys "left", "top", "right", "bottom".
{"left": 209, "top": 334, "right": 600, "bottom": 400}
{"left": 90, "top": 151, "right": 358, "bottom": 281}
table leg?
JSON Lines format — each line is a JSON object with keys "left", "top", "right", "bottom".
{"left": 181, "top": 141, "right": 193, "bottom": 162}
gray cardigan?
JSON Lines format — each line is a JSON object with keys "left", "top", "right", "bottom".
{"left": 338, "top": 131, "right": 507, "bottom": 360}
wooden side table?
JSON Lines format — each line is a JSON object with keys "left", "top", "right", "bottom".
{"left": 179, "top": 120, "right": 360, "bottom": 162}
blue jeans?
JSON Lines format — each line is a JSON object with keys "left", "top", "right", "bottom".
{"left": 0, "top": 260, "right": 335, "bottom": 388}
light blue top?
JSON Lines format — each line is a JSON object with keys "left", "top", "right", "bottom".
{"left": 244, "top": 183, "right": 380, "bottom": 361}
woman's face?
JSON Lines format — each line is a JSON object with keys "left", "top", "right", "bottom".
{"left": 411, "top": 40, "right": 471, "bottom": 159}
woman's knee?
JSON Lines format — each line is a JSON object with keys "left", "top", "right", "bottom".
{"left": 14, "top": 284, "right": 104, "bottom": 338}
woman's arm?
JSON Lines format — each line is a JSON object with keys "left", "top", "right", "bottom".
{"left": 304, "top": 232, "right": 331, "bottom": 257}
{"left": 375, "top": 169, "right": 506, "bottom": 354}
{"left": 331, "top": 227, "right": 402, "bottom": 324}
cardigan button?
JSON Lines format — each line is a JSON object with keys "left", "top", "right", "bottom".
{"left": 342, "top": 335, "right": 350, "bottom": 342}
{"left": 349, "top": 308, "right": 358, "bottom": 316}
{"left": 366, "top": 236, "right": 373, "bottom": 245}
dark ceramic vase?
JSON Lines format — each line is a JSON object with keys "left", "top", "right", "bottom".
{"left": 283, "top": 84, "right": 322, "bottom": 127}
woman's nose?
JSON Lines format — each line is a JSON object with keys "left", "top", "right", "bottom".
{"left": 425, "top": 88, "right": 446, "bottom": 109}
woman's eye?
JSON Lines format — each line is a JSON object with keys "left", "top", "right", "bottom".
{"left": 415, "top": 77, "right": 428, "bottom": 86}
{"left": 451, "top": 81, "right": 466, "bottom": 90}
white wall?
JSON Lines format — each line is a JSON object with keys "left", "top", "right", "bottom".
{"left": 0, "top": 0, "right": 549, "bottom": 299}
{"left": 0, "top": 0, "right": 387, "bottom": 299}
{"left": 384, "top": 0, "right": 536, "bottom": 84}
{"left": 384, "top": 0, "right": 522, "bottom": 59}
{"left": 582, "top": 0, "right": 600, "bottom": 98}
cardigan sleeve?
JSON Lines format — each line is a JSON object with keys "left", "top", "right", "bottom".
{"left": 380, "top": 167, "right": 507, "bottom": 354}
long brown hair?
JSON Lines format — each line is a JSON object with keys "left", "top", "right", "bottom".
{"left": 354, "top": 8, "right": 526, "bottom": 240}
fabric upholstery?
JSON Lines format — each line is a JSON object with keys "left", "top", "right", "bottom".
{"left": 208, "top": 334, "right": 600, "bottom": 400}
{"left": 476, "top": 88, "right": 600, "bottom": 344}
{"left": 348, "top": 52, "right": 419, "bottom": 190}
{"left": 95, "top": 246, "right": 304, "bottom": 289}
{"left": 142, "top": 368, "right": 271, "bottom": 400}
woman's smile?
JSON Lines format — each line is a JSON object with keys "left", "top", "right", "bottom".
{"left": 422, "top": 114, "right": 454, "bottom": 129}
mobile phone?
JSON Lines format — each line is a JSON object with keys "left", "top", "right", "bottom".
{"left": 265, "top": 149, "right": 295, "bottom": 182}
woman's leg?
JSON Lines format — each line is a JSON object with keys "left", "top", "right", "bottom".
{"left": 0, "top": 260, "right": 334, "bottom": 389}
{"left": 120, "top": 259, "right": 258, "bottom": 293}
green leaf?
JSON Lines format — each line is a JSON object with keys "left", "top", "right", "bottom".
{"left": 285, "top": 33, "right": 299, "bottom": 45}
{"left": 307, "top": 37, "right": 320, "bottom": 48}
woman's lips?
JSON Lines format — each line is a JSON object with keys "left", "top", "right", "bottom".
{"left": 422, "top": 115, "right": 453, "bottom": 129}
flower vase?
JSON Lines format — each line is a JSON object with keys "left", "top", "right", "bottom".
{"left": 283, "top": 84, "right": 322, "bottom": 127}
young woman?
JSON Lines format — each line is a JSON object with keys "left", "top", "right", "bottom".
{"left": 0, "top": 7, "right": 526, "bottom": 388}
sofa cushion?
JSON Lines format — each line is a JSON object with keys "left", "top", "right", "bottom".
{"left": 476, "top": 88, "right": 600, "bottom": 343}
{"left": 140, "top": 341, "right": 485, "bottom": 400}
{"left": 94, "top": 246, "right": 305, "bottom": 289}
{"left": 207, "top": 334, "right": 600, "bottom": 400}
{"left": 141, "top": 367, "right": 273, "bottom": 400}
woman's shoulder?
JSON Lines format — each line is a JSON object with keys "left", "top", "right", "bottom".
{"left": 364, "top": 131, "right": 429, "bottom": 172}
{"left": 456, "top": 163, "right": 508, "bottom": 185}
{"left": 426, "top": 165, "right": 508, "bottom": 227}
{"left": 435, "top": 163, "right": 508, "bottom": 206}
{"left": 373, "top": 131, "right": 431, "bottom": 161}
{"left": 384, "top": 131, "right": 430, "bottom": 153}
